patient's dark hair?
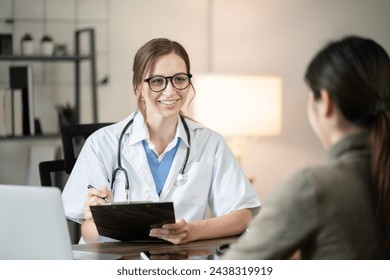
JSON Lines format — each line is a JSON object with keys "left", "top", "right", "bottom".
{"left": 305, "top": 36, "right": 390, "bottom": 245}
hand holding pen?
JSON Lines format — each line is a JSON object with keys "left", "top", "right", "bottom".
{"left": 87, "top": 185, "right": 110, "bottom": 202}
{"left": 84, "top": 185, "right": 113, "bottom": 220}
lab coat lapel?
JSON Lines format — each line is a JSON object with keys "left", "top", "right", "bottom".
{"left": 124, "top": 142, "right": 156, "bottom": 193}
{"left": 159, "top": 143, "right": 186, "bottom": 199}
{"left": 120, "top": 113, "right": 156, "bottom": 194}
{"left": 159, "top": 118, "right": 198, "bottom": 200}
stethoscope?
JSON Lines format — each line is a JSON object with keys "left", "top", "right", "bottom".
{"left": 110, "top": 114, "right": 191, "bottom": 201}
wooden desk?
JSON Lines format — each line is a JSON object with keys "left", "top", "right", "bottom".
{"left": 72, "top": 236, "right": 238, "bottom": 260}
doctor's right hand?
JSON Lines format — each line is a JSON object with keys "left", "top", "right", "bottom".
{"left": 84, "top": 186, "right": 113, "bottom": 220}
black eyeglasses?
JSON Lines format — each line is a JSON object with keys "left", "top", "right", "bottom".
{"left": 144, "top": 73, "right": 192, "bottom": 92}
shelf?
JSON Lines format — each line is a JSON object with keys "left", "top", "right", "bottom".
{"left": 0, "top": 28, "right": 98, "bottom": 126}
{"left": 0, "top": 55, "right": 92, "bottom": 62}
{"left": 0, "top": 134, "right": 60, "bottom": 141}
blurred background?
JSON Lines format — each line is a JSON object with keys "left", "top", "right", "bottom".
{"left": 1, "top": 0, "right": 389, "bottom": 203}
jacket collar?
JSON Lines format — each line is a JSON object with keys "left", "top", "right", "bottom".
{"left": 328, "top": 131, "right": 370, "bottom": 160}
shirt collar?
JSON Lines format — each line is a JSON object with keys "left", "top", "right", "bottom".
{"left": 144, "top": 116, "right": 190, "bottom": 159}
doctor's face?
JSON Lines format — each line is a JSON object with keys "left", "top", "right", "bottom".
{"left": 140, "top": 53, "right": 190, "bottom": 121}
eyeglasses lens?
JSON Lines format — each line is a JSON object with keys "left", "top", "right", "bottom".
{"left": 148, "top": 74, "right": 190, "bottom": 92}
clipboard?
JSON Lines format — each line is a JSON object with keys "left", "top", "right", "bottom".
{"left": 90, "top": 202, "right": 176, "bottom": 241}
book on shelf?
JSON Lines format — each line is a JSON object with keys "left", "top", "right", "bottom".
{"left": 0, "top": 88, "right": 13, "bottom": 136}
{"left": 12, "top": 89, "right": 23, "bottom": 136}
{"left": 0, "top": 88, "right": 7, "bottom": 136}
{"left": 9, "top": 65, "right": 35, "bottom": 136}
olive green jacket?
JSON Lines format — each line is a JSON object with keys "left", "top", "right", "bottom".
{"left": 223, "top": 132, "right": 388, "bottom": 259}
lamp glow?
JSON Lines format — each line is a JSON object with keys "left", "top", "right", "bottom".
{"left": 192, "top": 74, "right": 282, "bottom": 138}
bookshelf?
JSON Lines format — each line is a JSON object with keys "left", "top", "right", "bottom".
{"left": 0, "top": 134, "right": 60, "bottom": 141}
{"left": 0, "top": 28, "right": 98, "bottom": 140}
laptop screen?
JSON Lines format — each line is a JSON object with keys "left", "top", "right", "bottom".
{"left": 0, "top": 185, "right": 74, "bottom": 260}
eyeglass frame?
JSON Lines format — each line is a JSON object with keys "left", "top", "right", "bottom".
{"left": 144, "top": 73, "right": 193, "bottom": 92}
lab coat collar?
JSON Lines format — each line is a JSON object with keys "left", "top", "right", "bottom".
{"left": 116, "top": 112, "right": 190, "bottom": 148}
{"left": 115, "top": 112, "right": 192, "bottom": 198}
{"left": 126, "top": 112, "right": 148, "bottom": 146}
{"left": 113, "top": 112, "right": 139, "bottom": 136}
{"left": 177, "top": 115, "right": 190, "bottom": 148}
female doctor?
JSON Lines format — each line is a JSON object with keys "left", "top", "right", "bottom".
{"left": 62, "top": 38, "right": 260, "bottom": 244}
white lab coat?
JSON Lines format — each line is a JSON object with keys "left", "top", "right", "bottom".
{"left": 62, "top": 112, "right": 260, "bottom": 238}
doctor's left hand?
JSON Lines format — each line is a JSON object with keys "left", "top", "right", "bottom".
{"left": 149, "top": 218, "right": 194, "bottom": 245}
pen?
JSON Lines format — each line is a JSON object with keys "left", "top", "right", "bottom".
{"left": 140, "top": 251, "right": 151, "bottom": 260}
{"left": 87, "top": 185, "right": 109, "bottom": 203}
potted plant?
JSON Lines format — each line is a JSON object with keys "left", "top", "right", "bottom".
{"left": 41, "top": 34, "right": 54, "bottom": 56}
{"left": 56, "top": 103, "right": 77, "bottom": 128}
{"left": 21, "top": 33, "right": 34, "bottom": 55}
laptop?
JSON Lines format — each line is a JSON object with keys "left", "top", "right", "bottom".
{"left": 0, "top": 184, "right": 120, "bottom": 260}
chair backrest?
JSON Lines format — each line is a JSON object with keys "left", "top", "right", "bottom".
{"left": 60, "top": 123, "right": 113, "bottom": 174}
{"left": 37, "top": 123, "right": 111, "bottom": 245}
{"left": 38, "top": 159, "right": 66, "bottom": 187}
{"left": 38, "top": 159, "right": 80, "bottom": 244}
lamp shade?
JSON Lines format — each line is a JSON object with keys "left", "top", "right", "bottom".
{"left": 192, "top": 74, "right": 282, "bottom": 137}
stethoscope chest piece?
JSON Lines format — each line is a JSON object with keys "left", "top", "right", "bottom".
{"left": 174, "top": 172, "right": 188, "bottom": 186}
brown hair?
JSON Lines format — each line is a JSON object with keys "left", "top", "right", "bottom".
{"left": 305, "top": 36, "right": 390, "bottom": 244}
{"left": 132, "top": 38, "right": 194, "bottom": 119}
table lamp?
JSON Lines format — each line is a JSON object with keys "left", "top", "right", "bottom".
{"left": 192, "top": 74, "right": 282, "bottom": 163}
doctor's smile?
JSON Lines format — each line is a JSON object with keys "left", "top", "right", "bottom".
{"left": 158, "top": 99, "right": 180, "bottom": 106}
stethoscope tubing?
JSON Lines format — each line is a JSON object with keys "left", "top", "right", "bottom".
{"left": 111, "top": 114, "right": 190, "bottom": 198}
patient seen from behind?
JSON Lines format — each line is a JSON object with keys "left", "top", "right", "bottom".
{"left": 223, "top": 36, "right": 390, "bottom": 259}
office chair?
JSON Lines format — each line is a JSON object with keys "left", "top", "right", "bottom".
{"left": 61, "top": 122, "right": 113, "bottom": 174}
{"left": 39, "top": 123, "right": 113, "bottom": 185}
{"left": 38, "top": 122, "right": 112, "bottom": 244}
{"left": 38, "top": 159, "right": 66, "bottom": 187}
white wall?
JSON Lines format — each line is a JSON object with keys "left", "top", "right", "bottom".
{"left": 104, "top": 0, "right": 390, "bottom": 202}
{"left": 1, "top": 0, "right": 390, "bottom": 202}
